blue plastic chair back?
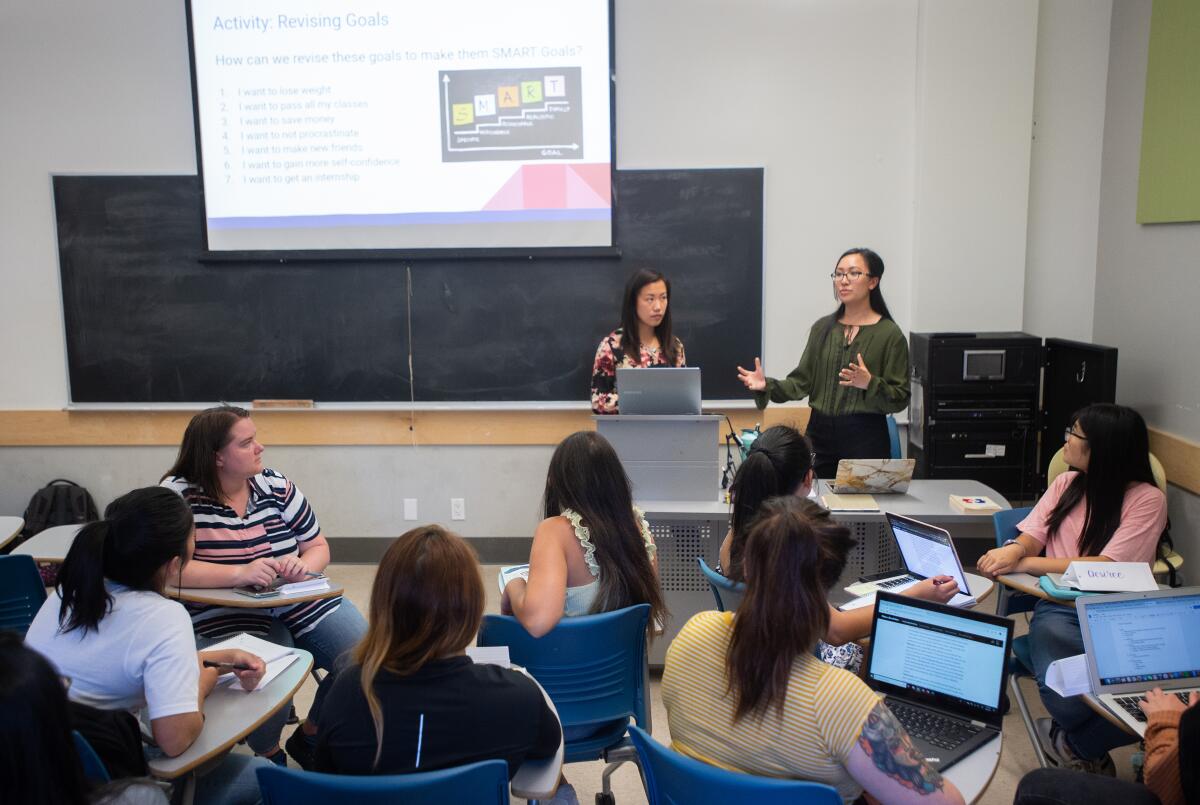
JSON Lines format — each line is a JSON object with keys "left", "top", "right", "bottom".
{"left": 886, "top": 414, "right": 901, "bottom": 459}
{"left": 71, "top": 730, "right": 111, "bottom": 784}
{"left": 697, "top": 557, "right": 746, "bottom": 612}
{"left": 992, "top": 507, "right": 1036, "bottom": 616}
{"left": 628, "top": 726, "right": 840, "bottom": 805}
{"left": 477, "top": 604, "right": 650, "bottom": 763}
{"left": 256, "top": 760, "right": 509, "bottom": 804}
{"left": 0, "top": 555, "right": 48, "bottom": 635}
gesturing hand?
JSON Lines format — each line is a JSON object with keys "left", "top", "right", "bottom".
{"left": 736, "top": 357, "right": 766, "bottom": 392}
{"left": 838, "top": 353, "right": 871, "bottom": 390}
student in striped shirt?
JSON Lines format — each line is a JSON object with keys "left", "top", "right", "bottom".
{"left": 663, "top": 496, "right": 965, "bottom": 805}
{"left": 161, "top": 405, "right": 366, "bottom": 765}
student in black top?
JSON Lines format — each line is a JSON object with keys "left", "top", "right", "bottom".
{"left": 313, "top": 525, "right": 560, "bottom": 776}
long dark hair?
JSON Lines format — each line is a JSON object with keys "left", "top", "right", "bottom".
{"left": 725, "top": 425, "right": 814, "bottom": 583}
{"left": 542, "top": 431, "right": 667, "bottom": 628}
{"left": 162, "top": 404, "right": 251, "bottom": 501}
{"left": 355, "top": 525, "right": 484, "bottom": 769}
{"left": 57, "top": 487, "right": 194, "bottom": 635}
{"left": 1047, "top": 404, "right": 1159, "bottom": 557}
{"left": 0, "top": 631, "right": 91, "bottom": 804}
{"left": 619, "top": 267, "right": 678, "bottom": 365}
{"left": 822, "top": 247, "right": 894, "bottom": 344}
{"left": 726, "top": 497, "right": 855, "bottom": 721}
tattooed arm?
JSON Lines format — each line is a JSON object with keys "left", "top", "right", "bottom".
{"left": 843, "top": 700, "right": 965, "bottom": 805}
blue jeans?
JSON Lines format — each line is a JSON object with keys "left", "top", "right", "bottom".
{"left": 146, "top": 746, "right": 267, "bottom": 805}
{"left": 1028, "top": 600, "right": 1136, "bottom": 759}
{"left": 198, "top": 600, "right": 367, "bottom": 754}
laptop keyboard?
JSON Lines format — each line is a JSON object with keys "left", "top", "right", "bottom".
{"left": 879, "top": 575, "right": 917, "bottom": 589}
{"left": 888, "top": 701, "right": 982, "bottom": 750}
{"left": 1114, "top": 692, "right": 1192, "bottom": 723}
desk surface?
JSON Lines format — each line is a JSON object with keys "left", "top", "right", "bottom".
{"left": 11, "top": 523, "right": 82, "bottom": 562}
{"left": 165, "top": 582, "right": 345, "bottom": 608}
{"left": 942, "top": 734, "right": 1001, "bottom": 804}
{"left": 0, "top": 516, "right": 23, "bottom": 550}
{"left": 148, "top": 648, "right": 313, "bottom": 779}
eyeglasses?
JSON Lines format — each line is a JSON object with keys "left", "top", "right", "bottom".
{"left": 1063, "top": 428, "right": 1088, "bottom": 442}
{"left": 830, "top": 270, "right": 870, "bottom": 282}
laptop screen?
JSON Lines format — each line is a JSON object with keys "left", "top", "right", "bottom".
{"left": 888, "top": 514, "right": 969, "bottom": 594}
{"left": 1084, "top": 593, "right": 1200, "bottom": 686}
{"left": 868, "top": 595, "right": 1011, "bottom": 719}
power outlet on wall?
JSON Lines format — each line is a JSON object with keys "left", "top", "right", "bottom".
{"left": 450, "top": 498, "right": 466, "bottom": 521}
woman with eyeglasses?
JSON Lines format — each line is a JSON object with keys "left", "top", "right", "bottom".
{"left": 978, "top": 403, "right": 1167, "bottom": 776}
{"left": 736, "top": 248, "right": 909, "bottom": 478}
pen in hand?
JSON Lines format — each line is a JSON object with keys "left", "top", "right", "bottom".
{"left": 203, "top": 661, "right": 254, "bottom": 671}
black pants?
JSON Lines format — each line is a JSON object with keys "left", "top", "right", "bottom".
{"left": 1014, "top": 768, "right": 1161, "bottom": 805}
{"left": 806, "top": 410, "right": 890, "bottom": 479}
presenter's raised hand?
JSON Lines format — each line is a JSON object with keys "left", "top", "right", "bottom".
{"left": 838, "top": 353, "right": 872, "bottom": 389}
{"left": 736, "top": 357, "right": 767, "bottom": 392}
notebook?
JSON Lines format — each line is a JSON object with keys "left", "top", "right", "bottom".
{"left": 1077, "top": 587, "right": 1200, "bottom": 737}
{"left": 615, "top": 367, "right": 701, "bottom": 415}
{"left": 843, "top": 513, "right": 975, "bottom": 607}
{"left": 828, "top": 458, "right": 915, "bottom": 494}
{"left": 866, "top": 593, "right": 1013, "bottom": 771}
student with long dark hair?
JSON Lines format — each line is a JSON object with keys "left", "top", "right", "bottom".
{"left": 501, "top": 430, "right": 667, "bottom": 638}
{"left": 161, "top": 404, "right": 366, "bottom": 762}
{"left": 718, "top": 425, "right": 957, "bottom": 662}
{"left": 737, "top": 248, "right": 909, "bottom": 477}
{"left": 313, "top": 525, "right": 560, "bottom": 775}
{"left": 663, "top": 497, "right": 965, "bottom": 804}
{"left": 978, "top": 403, "right": 1167, "bottom": 774}
{"left": 590, "top": 267, "right": 686, "bottom": 414}
{"left": 24, "top": 487, "right": 268, "bottom": 805}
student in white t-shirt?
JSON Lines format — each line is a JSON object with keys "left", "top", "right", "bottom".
{"left": 25, "top": 487, "right": 269, "bottom": 805}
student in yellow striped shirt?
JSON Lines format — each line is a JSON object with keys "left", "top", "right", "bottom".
{"left": 663, "top": 496, "right": 964, "bottom": 805}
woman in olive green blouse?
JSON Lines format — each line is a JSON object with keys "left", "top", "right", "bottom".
{"left": 737, "top": 248, "right": 910, "bottom": 478}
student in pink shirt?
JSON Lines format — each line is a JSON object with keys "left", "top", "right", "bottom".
{"left": 978, "top": 403, "right": 1167, "bottom": 775}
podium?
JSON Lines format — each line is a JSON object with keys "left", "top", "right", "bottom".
{"left": 593, "top": 415, "right": 722, "bottom": 501}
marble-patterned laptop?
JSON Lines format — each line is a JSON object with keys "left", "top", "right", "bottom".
{"left": 829, "top": 458, "right": 915, "bottom": 494}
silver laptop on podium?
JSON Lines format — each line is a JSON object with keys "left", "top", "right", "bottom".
{"left": 615, "top": 367, "right": 701, "bottom": 415}
{"left": 1077, "top": 587, "right": 1200, "bottom": 736}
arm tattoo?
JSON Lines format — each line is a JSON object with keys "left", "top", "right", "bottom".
{"left": 858, "top": 700, "right": 945, "bottom": 795}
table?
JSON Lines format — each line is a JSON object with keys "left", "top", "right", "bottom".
{"left": 166, "top": 581, "right": 345, "bottom": 608}
{"left": 149, "top": 648, "right": 314, "bottom": 802}
{"left": 942, "top": 734, "right": 1002, "bottom": 804}
{"left": 11, "top": 523, "right": 82, "bottom": 563}
{"left": 640, "top": 479, "right": 1008, "bottom": 665}
{"left": 0, "top": 516, "right": 23, "bottom": 551}
{"left": 509, "top": 667, "right": 565, "bottom": 800}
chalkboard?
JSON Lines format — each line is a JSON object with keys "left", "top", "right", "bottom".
{"left": 55, "top": 170, "right": 762, "bottom": 403}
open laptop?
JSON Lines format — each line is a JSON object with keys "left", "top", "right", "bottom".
{"left": 866, "top": 592, "right": 1013, "bottom": 771}
{"left": 829, "top": 458, "right": 915, "bottom": 494}
{"left": 1077, "top": 587, "right": 1200, "bottom": 737}
{"left": 846, "top": 513, "right": 975, "bottom": 607}
{"left": 615, "top": 367, "right": 701, "bottom": 415}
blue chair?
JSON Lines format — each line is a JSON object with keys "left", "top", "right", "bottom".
{"left": 886, "top": 414, "right": 902, "bottom": 459}
{"left": 991, "top": 507, "right": 1050, "bottom": 768}
{"left": 0, "top": 554, "right": 47, "bottom": 635}
{"left": 628, "top": 726, "right": 840, "bottom": 805}
{"left": 697, "top": 557, "right": 745, "bottom": 612}
{"left": 71, "top": 730, "right": 111, "bottom": 784}
{"left": 477, "top": 604, "right": 651, "bottom": 804}
{"left": 256, "top": 760, "right": 509, "bottom": 804}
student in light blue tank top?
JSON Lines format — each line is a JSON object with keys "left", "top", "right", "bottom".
{"left": 501, "top": 431, "right": 666, "bottom": 638}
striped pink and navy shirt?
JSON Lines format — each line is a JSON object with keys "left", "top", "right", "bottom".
{"left": 161, "top": 469, "right": 341, "bottom": 639}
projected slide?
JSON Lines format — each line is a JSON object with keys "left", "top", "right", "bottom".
{"left": 188, "top": 0, "right": 613, "bottom": 251}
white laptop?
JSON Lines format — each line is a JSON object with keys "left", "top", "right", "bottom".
{"left": 829, "top": 458, "right": 915, "bottom": 494}
{"left": 844, "top": 513, "right": 975, "bottom": 607}
{"left": 1077, "top": 587, "right": 1200, "bottom": 737}
{"left": 615, "top": 367, "right": 701, "bottom": 415}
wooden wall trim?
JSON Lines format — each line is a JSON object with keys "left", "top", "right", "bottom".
{"left": 0, "top": 408, "right": 811, "bottom": 447}
{"left": 1149, "top": 427, "right": 1200, "bottom": 496}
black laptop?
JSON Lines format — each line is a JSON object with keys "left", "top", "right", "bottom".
{"left": 865, "top": 592, "right": 1014, "bottom": 771}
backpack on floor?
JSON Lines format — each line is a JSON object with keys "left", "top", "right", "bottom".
{"left": 17, "top": 478, "right": 100, "bottom": 585}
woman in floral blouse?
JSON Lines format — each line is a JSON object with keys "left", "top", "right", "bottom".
{"left": 590, "top": 267, "right": 686, "bottom": 414}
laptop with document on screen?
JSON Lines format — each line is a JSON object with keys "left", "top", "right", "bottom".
{"left": 1077, "top": 587, "right": 1200, "bottom": 737}
{"left": 615, "top": 367, "right": 702, "bottom": 415}
{"left": 865, "top": 592, "right": 1013, "bottom": 771}
{"left": 846, "top": 513, "right": 975, "bottom": 607}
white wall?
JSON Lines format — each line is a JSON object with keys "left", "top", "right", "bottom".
{"left": 0, "top": 0, "right": 1044, "bottom": 539}
{"left": 1022, "top": 0, "right": 1112, "bottom": 342}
